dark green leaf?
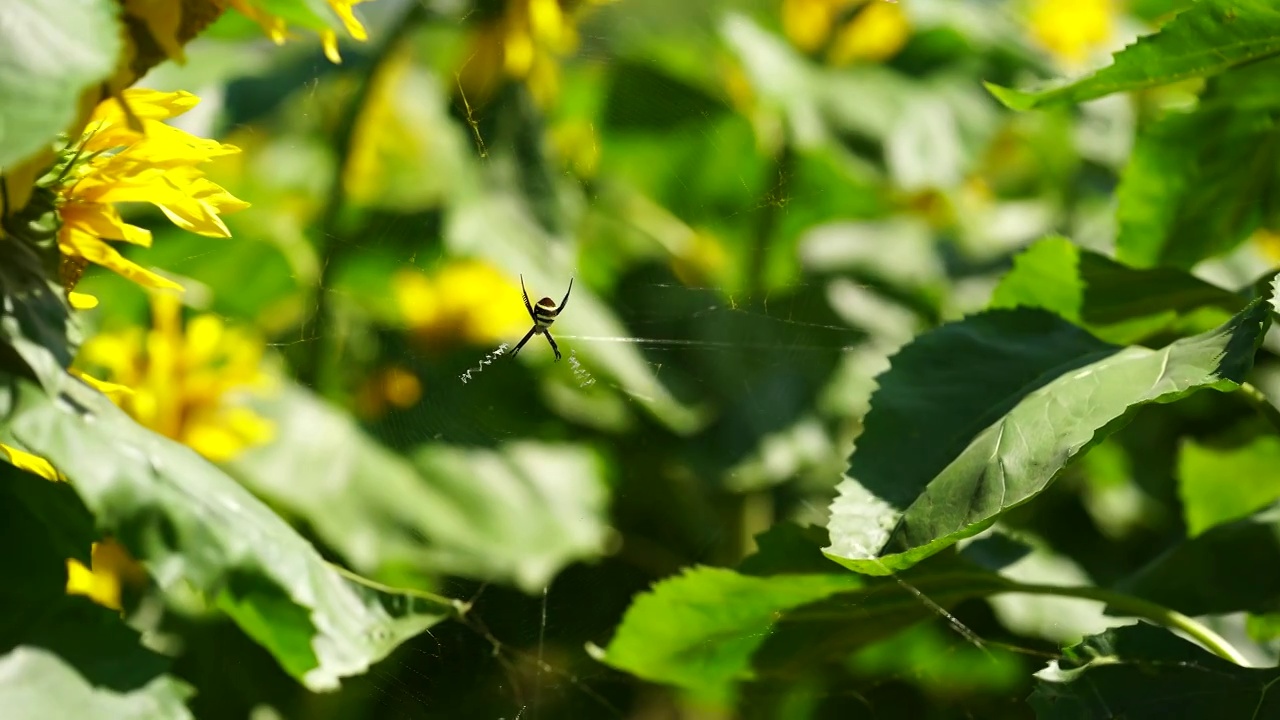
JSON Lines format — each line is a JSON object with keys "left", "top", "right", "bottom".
{"left": 603, "top": 61, "right": 728, "bottom": 132}
{"left": 1118, "top": 502, "right": 1280, "bottom": 615}
{"left": 0, "top": 0, "right": 121, "bottom": 170}
{"left": 0, "top": 647, "right": 193, "bottom": 720}
{"left": 1029, "top": 623, "right": 1280, "bottom": 719}
{"left": 6, "top": 374, "right": 455, "bottom": 690}
{"left": 230, "top": 385, "right": 610, "bottom": 593}
{"left": 826, "top": 283, "right": 1274, "bottom": 575}
{"left": 1178, "top": 435, "right": 1280, "bottom": 536}
{"left": 990, "top": 236, "right": 1244, "bottom": 344}
{"left": 986, "top": 0, "right": 1280, "bottom": 110}
{"left": 0, "top": 254, "right": 78, "bottom": 393}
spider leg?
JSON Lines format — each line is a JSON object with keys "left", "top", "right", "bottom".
{"left": 520, "top": 274, "right": 536, "bottom": 322}
{"left": 510, "top": 326, "right": 537, "bottom": 357}
{"left": 543, "top": 330, "right": 562, "bottom": 361}
{"left": 551, "top": 277, "right": 573, "bottom": 318}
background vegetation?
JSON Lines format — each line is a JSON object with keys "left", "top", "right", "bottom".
{"left": 3, "top": 0, "right": 1280, "bottom": 717}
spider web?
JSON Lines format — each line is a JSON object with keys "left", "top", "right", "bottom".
{"left": 68, "top": 0, "right": 1280, "bottom": 718}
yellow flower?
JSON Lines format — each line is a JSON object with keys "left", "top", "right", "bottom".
{"left": 52, "top": 89, "right": 248, "bottom": 299}
{"left": 782, "top": 0, "right": 910, "bottom": 64}
{"left": 77, "top": 293, "right": 274, "bottom": 463}
{"left": 459, "top": 0, "right": 611, "bottom": 108}
{"left": 66, "top": 539, "right": 148, "bottom": 611}
{"left": 0, "top": 443, "right": 65, "bottom": 482}
{"left": 355, "top": 364, "right": 423, "bottom": 419}
{"left": 221, "top": 0, "right": 370, "bottom": 63}
{"left": 1027, "top": 0, "right": 1114, "bottom": 67}
{"left": 392, "top": 260, "right": 529, "bottom": 349}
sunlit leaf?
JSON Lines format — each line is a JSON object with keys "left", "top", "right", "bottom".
{"left": 1114, "top": 60, "right": 1280, "bottom": 268}
{"left": 5, "top": 373, "right": 455, "bottom": 691}
{"left": 826, "top": 282, "right": 1274, "bottom": 575}
{"left": 0, "top": 647, "right": 193, "bottom": 720}
{"left": 990, "top": 236, "right": 1244, "bottom": 344}
{"left": 1030, "top": 623, "right": 1280, "bottom": 719}
{"left": 986, "top": 0, "right": 1280, "bottom": 109}
{"left": 0, "top": 0, "right": 121, "bottom": 170}
{"left": 1178, "top": 435, "right": 1280, "bottom": 537}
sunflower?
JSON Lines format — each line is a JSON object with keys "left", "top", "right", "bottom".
{"left": 51, "top": 89, "right": 248, "bottom": 307}
{"left": 221, "top": 0, "right": 371, "bottom": 63}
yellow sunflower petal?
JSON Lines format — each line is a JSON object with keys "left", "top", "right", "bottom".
{"left": 68, "top": 292, "right": 100, "bottom": 310}
{"left": 123, "top": 0, "right": 186, "bottom": 62}
{"left": 70, "top": 369, "right": 136, "bottom": 400}
{"left": 60, "top": 229, "right": 185, "bottom": 290}
{"left": 59, "top": 202, "right": 153, "bottom": 246}
{"left": 0, "top": 443, "right": 64, "bottom": 482}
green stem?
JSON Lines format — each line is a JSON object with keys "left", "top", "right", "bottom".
{"left": 1238, "top": 382, "right": 1280, "bottom": 436}
{"left": 1001, "top": 581, "right": 1250, "bottom": 666}
{"left": 327, "top": 561, "right": 468, "bottom": 616}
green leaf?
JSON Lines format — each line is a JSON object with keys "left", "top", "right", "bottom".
{"left": 990, "top": 236, "right": 1244, "bottom": 344}
{"left": 5, "top": 374, "right": 455, "bottom": 691}
{"left": 0, "top": 647, "right": 193, "bottom": 720}
{"left": 601, "top": 567, "right": 863, "bottom": 705}
{"left": 1029, "top": 623, "right": 1280, "bottom": 719}
{"left": 1178, "top": 435, "right": 1280, "bottom": 536}
{"left": 1114, "top": 60, "right": 1280, "bottom": 268}
{"left": 0, "top": 250, "right": 78, "bottom": 393}
{"left": 0, "top": 0, "right": 122, "bottom": 170}
{"left": 1118, "top": 502, "right": 1280, "bottom": 615}
{"left": 601, "top": 558, "right": 1016, "bottom": 703}
{"left": 986, "top": 0, "right": 1280, "bottom": 110}
{"left": 826, "top": 284, "right": 1274, "bottom": 575}
{"left": 229, "top": 385, "right": 611, "bottom": 593}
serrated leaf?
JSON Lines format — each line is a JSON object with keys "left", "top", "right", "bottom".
{"left": 826, "top": 284, "right": 1274, "bottom": 575}
{"left": 5, "top": 374, "right": 455, "bottom": 691}
{"left": 1029, "top": 623, "right": 1280, "bottom": 719}
{"left": 990, "top": 236, "right": 1244, "bottom": 344}
{"left": 601, "top": 558, "right": 1016, "bottom": 703}
{"left": 0, "top": 647, "right": 193, "bottom": 720}
{"left": 986, "top": 0, "right": 1280, "bottom": 110}
{"left": 229, "top": 385, "right": 609, "bottom": 593}
{"left": 0, "top": 0, "right": 121, "bottom": 170}
{"left": 1178, "top": 435, "right": 1280, "bottom": 536}
{"left": 1118, "top": 502, "right": 1280, "bottom": 616}
{"left": 601, "top": 567, "right": 863, "bottom": 704}
{"left": 1115, "top": 60, "right": 1280, "bottom": 268}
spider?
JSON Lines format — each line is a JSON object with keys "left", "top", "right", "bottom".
{"left": 511, "top": 275, "right": 573, "bottom": 361}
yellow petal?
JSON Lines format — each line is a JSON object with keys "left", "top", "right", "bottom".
{"left": 828, "top": 1, "right": 910, "bottom": 65}
{"left": 60, "top": 229, "right": 185, "bottom": 291}
{"left": 60, "top": 202, "right": 154, "bottom": 246}
{"left": 328, "top": 0, "right": 368, "bottom": 40}
{"left": 70, "top": 369, "right": 136, "bottom": 400}
{"left": 66, "top": 557, "right": 121, "bottom": 610}
{"left": 68, "top": 291, "right": 99, "bottom": 310}
{"left": 0, "top": 443, "right": 64, "bottom": 482}
{"left": 322, "top": 30, "right": 343, "bottom": 63}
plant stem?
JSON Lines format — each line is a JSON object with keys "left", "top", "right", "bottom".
{"left": 296, "top": 1, "right": 430, "bottom": 389}
{"left": 1238, "top": 382, "right": 1280, "bottom": 436}
{"left": 1001, "top": 581, "right": 1250, "bottom": 666}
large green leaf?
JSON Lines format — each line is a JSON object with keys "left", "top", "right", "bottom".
{"left": 230, "top": 385, "right": 610, "bottom": 593}
{"left": 1029, "top": 623, "right": 1280, "bottom": 719}
{"left": 1178, "top": 435, "right": 1280, "bottom": 537}
{"left": 4, "top": 373, "right": 456, "bottom": 691}
{"left": 1118, "top": 502, "right": 1280, "bottom": 616}
{"left": 1114, "top": 60, "right": 1280, "bottom": 269}
{"left": 603, "top": 524, "right": 1020, "bottom": 703}
{"left": 986, "top": 0, "right": 1280, "bottom": 110}
{"left": 826, "top": 284, "right": 1274, "bottom": 575}
{"left": 0, "top": 0, "right": 121, "bottom": 170}
{"left": 0, "top": 647, "right": 192, "bottom": 720}
{"left": 990, "top": 236, "right": 1244, "bottom": 344}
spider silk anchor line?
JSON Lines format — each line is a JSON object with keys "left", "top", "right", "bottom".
{"left": 459, "top": 343, "right": 509, "bottom": 384}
